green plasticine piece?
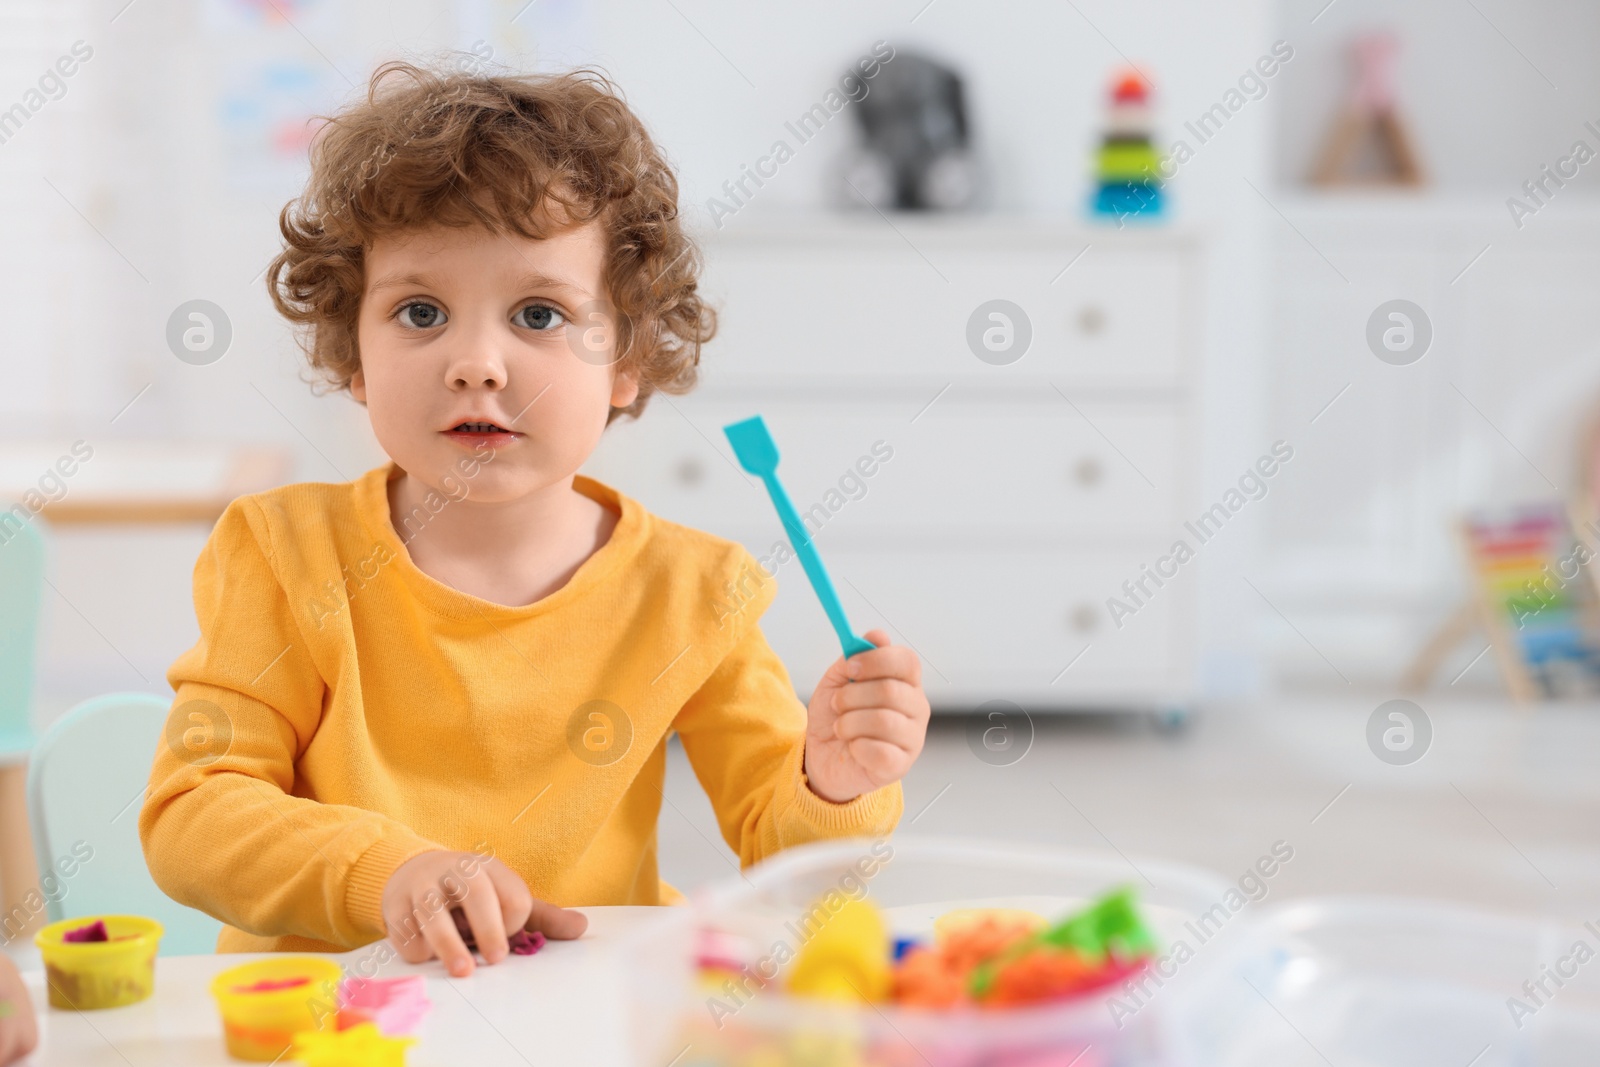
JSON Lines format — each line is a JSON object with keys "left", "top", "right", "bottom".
{"left": 1038, "top": 886, "right": 1157, "bottom": 961}
{"left": 968, "top": 961, "right": 999, "bottom": 998}
{"left": 967, "top": 887, "right": 1156, "bottom": 999}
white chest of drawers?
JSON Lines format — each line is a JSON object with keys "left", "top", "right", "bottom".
{"left": 583, "top": 216, "right": 1204, "bottom": 717}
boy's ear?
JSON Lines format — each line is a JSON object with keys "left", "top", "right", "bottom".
{"left": 609, "top": 364, "right": 640, "bottom": 410}
{"left": 350, "top": 367, "right": 367, "bottom": 404}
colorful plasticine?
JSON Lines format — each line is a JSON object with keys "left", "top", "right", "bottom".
{"left": 968, "top": 887, "right": 1156, "bottom": 1003}
{"left": 337, "top": 975, "right": 431, "bottom": 1036}
{"left": 932, "top": 907, "right": 1047, "bottom": 943}
{"left": 449, "top": 907, "right": 547, "bottom": 957}
{"left": 509, "top": 930, "right": 546, "bottom": 955}
{"left": 784, "top": 898, "right": 891, "bottom": 1003}
{"left": 235, "top": 977, "right": 311, "bottom": 994}
{"left": 696, "top": 928, "right": 755, "bottom": 973}
{"left": 770, "top": 887, "right": 1157, "bottom": 1013}
{"left": 291, "top": 1021, "right": 416, "bottom": 1067}
{"left": 1042, "top": 887, "right": 1156, "bottom": 958}
{"left": 62, "top": 920, "right": 109, "bottom": 943}
{"left": 893, "top": 911, "right": 1048, "bottom": 1009}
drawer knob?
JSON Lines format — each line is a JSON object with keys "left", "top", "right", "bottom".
{"left": 1077, "top": 305, "right": 1107, "bottom": 336}
{"left": 1068, "top": 604, "right": 1099, "bottom": 633}
{"left": 675, "top": 458, "right": 705, "bottom": 487}
{"left": 1073, "top": 457, "right": 1103, "bottom": 487}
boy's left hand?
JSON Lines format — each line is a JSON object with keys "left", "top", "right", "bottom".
{"left": 0, "top": 954, "right": 38, "bottom": 1067}
{"left": 804, "top": 629, "right": 931, "bottom": 802}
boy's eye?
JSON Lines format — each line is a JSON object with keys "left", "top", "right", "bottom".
{"left": 516, "top": 304, "right": 567, "bottom": 331}
{"left": 396, "top": 301, "right": 445, "bottom": 329}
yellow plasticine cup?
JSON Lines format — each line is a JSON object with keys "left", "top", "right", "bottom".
{"left": 35, "top": 915, "right": 164, "bottom": 1011}
{"left": 209, "top": 957, "right": 344, "bottom": 1061}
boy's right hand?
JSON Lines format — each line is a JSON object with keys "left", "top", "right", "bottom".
{"left": 381, "top": 851, "right": 587, "bottom": 976}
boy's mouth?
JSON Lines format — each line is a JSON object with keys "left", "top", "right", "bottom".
{"left": 441, "top": 420, "right": 522, "bottom": 446}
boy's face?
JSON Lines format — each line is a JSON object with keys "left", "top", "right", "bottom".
{"left": 351, "top": 216, "right": 638, "bottom": 503}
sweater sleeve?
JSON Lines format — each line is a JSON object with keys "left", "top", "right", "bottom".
{"left": 138, "top": 497, "right": 443, "bottom": 948}
{"left": 672, "top": 581, "right": 902, "bottom": 868}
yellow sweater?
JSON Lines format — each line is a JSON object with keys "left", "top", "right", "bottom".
{"left": 139, "top": 463, "right": 901, "bottom": 953}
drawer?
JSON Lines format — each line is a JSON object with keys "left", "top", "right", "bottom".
{"left": 584, "top": 396, "right": 1187, "bottom": 542}
{"left": 1046, "top": 252, "right": 1187, "bottom": 387}
{"left": 699, "top": 240, "right": 1191, "bottom": 389}
{"left": 742, "top": 547, "right": 1195, "bottom": 707}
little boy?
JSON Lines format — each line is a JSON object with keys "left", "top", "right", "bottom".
{"left": 138, "top": 60, "right": 929, "bottom": 976}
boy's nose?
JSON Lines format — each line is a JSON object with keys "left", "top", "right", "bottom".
{"left": 444, "top": 341, "right": 509, "bottom": 391}
{"left": 450, "top": 366, "right": 506, "bottom": 390}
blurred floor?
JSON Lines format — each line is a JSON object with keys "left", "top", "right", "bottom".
{"left": 659, "top": 697, "right": 1600, "bottom": 922}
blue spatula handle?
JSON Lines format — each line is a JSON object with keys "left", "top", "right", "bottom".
{"left": 757, "top": 474, "right": 875, "bottom": 659}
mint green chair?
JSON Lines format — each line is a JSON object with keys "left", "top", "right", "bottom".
{"left": 0, "top": 518, "right": 44, "bottom": 764}
{"left": 27, "top": 692, "right": 223, "bottom": 955}
{"left": 0, "top": 518, "right": 45, "bottom": 945}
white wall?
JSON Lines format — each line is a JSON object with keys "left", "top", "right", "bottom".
{"left": 1254, "top": 0, "right": 1600, "bottom": 687}
{"left": 53, "top": 2, "right": 1600, "bottom": 710}
{"left": 4, "top": 0, "right": 1353, "bottom": 717}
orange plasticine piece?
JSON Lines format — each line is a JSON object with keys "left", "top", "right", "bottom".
{"left": 938, "top": 917, "right": 1037, "bottom": 975}
{"left": 981, "top": 949, "right": 1099, "bottom": 1009}
{"left": 891, "top": 947, "right": 966, "bottom": 1009}
{"left": 891, "top": 915, "right": 1040, "bottom": 1009}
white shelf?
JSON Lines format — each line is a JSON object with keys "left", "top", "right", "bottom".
{"left": 692, "top": 209, "right": 1206, "bottom": 248}
{"left": 1268, "top": 189, "right": 1600, "bottom": 229}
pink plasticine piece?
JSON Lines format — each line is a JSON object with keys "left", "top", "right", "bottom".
{"left": 338, "top": 975, "right": 432, "bottom": 1036}
{"left": 509, "top": 930, "right": 545, "bottom": 956}
{"left": 450, "top": 907, "right": 546, "bottom": 957}
{"left": 695, "top": 928, "right": 751, "bottom": 971}
{"left": 62, "top": 920, "right": 108, "bottom": 943}
{"left": 233, "top": 977, "right": 311, "bottom": 993}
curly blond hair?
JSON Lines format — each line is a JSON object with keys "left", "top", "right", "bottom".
{"left": 266, "top": 58, "right": 714, "bottom": 422}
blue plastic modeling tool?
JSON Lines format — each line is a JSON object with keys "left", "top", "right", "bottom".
{"left": 723, "top": 415, "right": 874, "bottom": 659}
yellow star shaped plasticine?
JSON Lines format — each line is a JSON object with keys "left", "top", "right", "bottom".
{"left": 291, "top": 1022, "right": 417, "bottom": 1067}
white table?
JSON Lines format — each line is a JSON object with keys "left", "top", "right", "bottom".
{"left": 18, "top": 907, "right": 664, "bottom": 1066}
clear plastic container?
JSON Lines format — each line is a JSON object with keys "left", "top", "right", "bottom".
{"left": 1176, "top": 897, "right": 1600, "bottom": 1067}
{"left": 623, "top": 836, "right": 1246, "bottom": 1067}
